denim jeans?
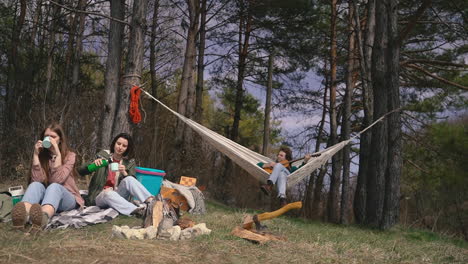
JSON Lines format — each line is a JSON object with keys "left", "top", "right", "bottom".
{"left": 95, "top": 176, "right": 152, "bottom": 215}
{"left": 22, "top": 182, "right": 77, "bottom": 213}
{"left": 268, "top": 163, "right": 291, "bottom": 198}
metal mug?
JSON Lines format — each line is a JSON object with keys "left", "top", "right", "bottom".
{"left": 110, "top": 162, "right": 119, "bottom": 172}
{"left": 42, "top": 136, "right": 52, "bottom": 149}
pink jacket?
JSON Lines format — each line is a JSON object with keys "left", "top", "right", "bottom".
{"left": 31, "top": 151, "right": 84, "bottom": 207}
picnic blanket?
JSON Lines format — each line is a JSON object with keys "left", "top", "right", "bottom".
{"left": 46, "top": 206, "right": 119, "bottom": 229}
{"left": 162, "top": 180, "right": 206, "bottom": 214}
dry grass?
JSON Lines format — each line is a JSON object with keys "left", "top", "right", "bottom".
{"left": 0, "top": 200, "right": 467, "bottom": 264}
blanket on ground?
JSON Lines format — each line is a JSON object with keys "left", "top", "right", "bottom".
{"left": 46, "top": 206, "right": 119, "bottom": 229}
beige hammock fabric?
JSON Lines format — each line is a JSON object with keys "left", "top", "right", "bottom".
{"left": 141, "top": 89, "right": 389, "bottom": 190}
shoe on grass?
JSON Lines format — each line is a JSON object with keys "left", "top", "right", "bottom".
{"left": 11, "top": 202, "right": 28, "bottom": 230}
{"left": 29, "top": 203, "right": 49, "bottom": 231}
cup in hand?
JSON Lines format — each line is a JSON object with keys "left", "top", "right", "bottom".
{"left": 42, "top": 136, "right": 52, "bottom": 149}
{"left": 110, "top": 162, "right": 119, "bottom": 172}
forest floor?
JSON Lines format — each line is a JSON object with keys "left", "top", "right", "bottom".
{"left": 1, "top": 183, "right": 467, "bottom": 264}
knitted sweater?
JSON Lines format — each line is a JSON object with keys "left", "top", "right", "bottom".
{"left": 31, "top": 151, "right": 84, "bottom": 207}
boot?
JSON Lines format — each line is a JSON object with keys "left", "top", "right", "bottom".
{"left": 30, "top": 203, "right": 49, "bottom": 231}
{"left": 260, "top": 181, "right": 273, "bottom": 196}
{"left": 12, "top": 202, "right": 28, "bottom": 230}
{"left": 279, "top": 197, "right": 287, "bottom": 207}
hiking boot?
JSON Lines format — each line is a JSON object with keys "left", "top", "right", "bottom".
{"left": 29, "top": 203, "right": 49, "bottom": 231}
{"left": 131, "top": 205, "right": 147, "bottom": 218}
{"left": 260, "top": 184, "right": 273, "bottom": 196}
{"left": 11, "top": 202, "right": 28, "bottom": 230}
{"left": 279, "top": 197, "right": 288, "bottom": 207}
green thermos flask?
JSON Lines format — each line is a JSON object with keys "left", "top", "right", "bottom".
{"left": 87, "top": 158, "right": 111, "bottom": 173}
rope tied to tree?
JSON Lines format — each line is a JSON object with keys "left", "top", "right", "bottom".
{"left": 129, "top": 86, "right": 142, "bottom": 124}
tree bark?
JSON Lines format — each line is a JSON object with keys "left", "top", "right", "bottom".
{"left": 309, "top": 61, "right": 329, "bottom": 219}
{"left": 43, "top": 1, "right": 61, "bottom": 121}
{"left": 381, "top": 0, "right": 401, "bottom": 230}
{"left": 262, "top": 51, "right": 274, "bottom": 155}
{"left": 340, "top": 1, "right": 356, "bottom": 225}
{"left": 195, "top": 0, "right": 207, "bottom": 123}
{"left": 327, "top": 0, "right": 340, "bottom": 224}
{"left": 231, "top": 0, "right": 252, "bottom": 142}
{"left": 176, "top": 0, "right": 200, "bottom": 141}
{"left": 69, "top": 0, "right": 87, "bottom": 100}
{"left": 5, "top": 0, "right": 27, "bottom": 129}
{"left": 149, "top": 0, "right": 161, "bottom": 165}
{"left": 113, "top": 0, "right": 148, "bottom": 135}
{"left": 99, "top": 0, "right": 125, "bottom": 148}
{"left": 366, "top": 0, "right": 388, "bottom": 228}
{"left": 353, "top": 0, "right": 375, "bottom": 225}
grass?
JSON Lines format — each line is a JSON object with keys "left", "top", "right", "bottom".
{"left": 1, "top": 200, "right": 467, "bottom": 264}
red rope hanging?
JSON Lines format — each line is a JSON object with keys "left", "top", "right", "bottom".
{"left": 129, "top": 86, "right": 142, "bottom": 124}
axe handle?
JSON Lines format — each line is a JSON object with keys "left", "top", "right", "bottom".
{"left": 256, "top": 201, "right": 302, "bottom": 222}
{"left": 243, "top": 201, "right": 302, "bottom": 229}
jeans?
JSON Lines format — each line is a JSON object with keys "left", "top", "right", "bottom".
{"left": 95, "top": 176, "right": 152, "bottom": 215}
{"left": 268, "top": 163, "right": 291, "bottom": 198}
{"left": 22, "top": 182, "right": 77, "bottom": 213}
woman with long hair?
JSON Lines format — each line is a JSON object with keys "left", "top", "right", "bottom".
{"left": 78, "top": 133, "right": 155, "bottom": 226}
{"left": 11, "top": 123, "right": 83, "bottom": 231}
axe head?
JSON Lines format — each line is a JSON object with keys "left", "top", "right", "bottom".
{"left": 242, "top": 214, "right": 267, "bottom": 231}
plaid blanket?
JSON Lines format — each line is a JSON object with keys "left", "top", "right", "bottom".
{"left": 46, "top": 206, "right": 119, "bottom": 229}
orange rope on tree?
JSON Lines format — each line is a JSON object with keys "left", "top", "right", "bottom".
{"left": 129, "top": 86, "right": 142, "bottom": 124}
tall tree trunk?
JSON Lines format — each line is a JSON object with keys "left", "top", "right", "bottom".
{"left": 29, "top": 0, "right": 43, "bottom": 48}
{"left": 149, "top": 0, "right": 161, "bottom": 166}
{"left": 366, "top": 0, "right": 388, "bottom": 228}
{"left": 62, "top": 1, "right": 80, "bottom": 97}
{"left": 262, "top": 51, "right": 274, "bottom": 155}
{"left": 308, "top": 59, "right": 329, "bottom": 219}
{"left": 231, "top": 1, "right": 252, "bottom": 142}
{"left": 340, "top": 1, "right": 356, "bottom": 225}
{"left": 176, "top": 0, "right": 200, "bottom": 137}
{"left": 69, "top": 0, "right": 87, "bottom": 100}
{"left": 113, "top": 0, "right": 148, "bottom": 134}
{"left": 195, "top": 0, "right": 207, "bottom": 123}
{"left": 43, "top": 1, "right": 61, "bottom": 121}
{"left": 353, "top": 0, "right": 375, "bottom": 225}
{"left": 99, "top": 0, "right": 125, "bottom": 148}
{"left": 327, "top": 0, "right": 340, "bottom": 224}
{"left": 6, "top": 0, "right": 27, "bottom": 128}
{"left": 381, "top": 0, "right": 401, "bottom": 230}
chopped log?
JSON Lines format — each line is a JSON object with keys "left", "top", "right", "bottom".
{"left": 231, "top": 226, "right": 286, "bottom": 244}
{"left": 152, "top": 201, "right": 163, "bottom": 229}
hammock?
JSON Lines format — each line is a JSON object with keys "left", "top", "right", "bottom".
{"left": 140, "top": 88, "right": 392, "bottom": 190}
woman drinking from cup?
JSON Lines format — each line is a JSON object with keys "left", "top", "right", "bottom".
{"left": 11, "top": 123, "right": 83, "bottom": 231}
{"left": 78, "top": 133, "right": 155, "bottom": 221}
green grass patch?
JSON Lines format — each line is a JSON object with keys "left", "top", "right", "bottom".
{"left": 0, "top": 200, "right": 467, "bottom": 264}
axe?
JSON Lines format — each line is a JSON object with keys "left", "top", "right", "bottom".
{"left": 242, "top": 201, "right": 302, "bottom": 230}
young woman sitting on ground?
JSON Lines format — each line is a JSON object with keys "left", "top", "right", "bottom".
{"left": 12, "top": 123, "right": 84, "bottom": 231}
{"left": 78, "top": 133, "right": 155, "bottom": 226}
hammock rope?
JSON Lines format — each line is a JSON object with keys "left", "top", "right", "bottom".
{"left": 139, "top": 87, "right": 399, "bottom": 190}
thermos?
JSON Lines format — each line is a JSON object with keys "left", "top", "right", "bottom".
{"left": 87, "top": 158, "right": 111, "bottom": 173}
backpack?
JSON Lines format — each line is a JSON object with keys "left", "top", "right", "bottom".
{"left": 0, "top": 192, "right": 13, "bottom": 223}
